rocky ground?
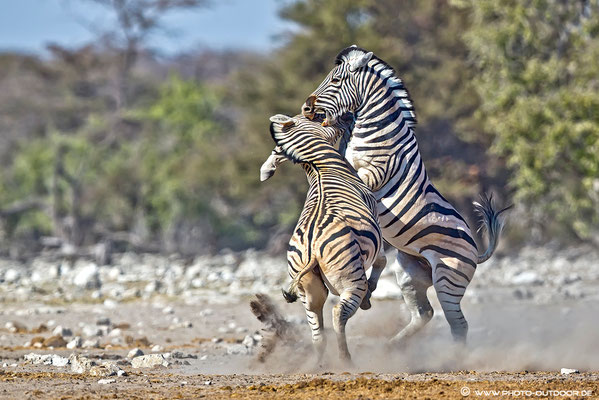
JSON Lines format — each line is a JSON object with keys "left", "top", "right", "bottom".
{"left": 0, "top": 245, "right": 598, "bottom": 399}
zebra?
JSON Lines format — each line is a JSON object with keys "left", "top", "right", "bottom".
{"left": 294, "top": 45, "right": 510, "bottom": 345}
{"left": 267, "top": 113, "right": 385, "bottom": 362}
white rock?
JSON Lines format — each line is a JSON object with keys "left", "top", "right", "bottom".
{"left": 4, "top": 269, "right": 22, "bottom": 283}
{"left": 82, "top": 339, "right": 100, "bottom": 349}
{"left": 226, "top": 344, "right": 249, "bottom": 355}
{"left": 109, "top": 328, "right": 122, "bottom": 338}
{"left": 51, "top": 354, "right": 70, "bottom": 367}
{"left": 53, "top": 325, "right": 73, "bottom": 337}
{"left": 151, "top": 344, "right": 164, "bottom": 352}
{"left": 127, "top": 348, "right": 144, "bottom": 358}
{"left": 82, "top": 325, "right": 103, "bottom": 337}
{"left": 103, "top": 299, "right": 118, "bottom": 308}
{"left": 67, "top": 336, "right": 82, "bottom": 349}
{"left": 162, "top": 306, "right": 174, "bottom": 314}
{"left": 131, "top": 354, "right": 170, "bottom": 368}
{"left": 199, "top": 309, "right": 213, "bottom": 317}
{"left": 73, "top": 263, "right": 101, "bottom": 289}
{"left": 5, "top": 321, "right": 26, "bottom": 333}
{"left": 511, "top": 271, "right": 544, "bottom": 286}
{"left": 561, "top": 368, "right": 579, "bottom": 375}
{"left": 242, "top": 335, "right": 257, "bottom": 348}
{"left": 97, "top": 378, "right": 116, "bottom": 385}
{"left": 24, "top": 353, "right": 52, "bottom": 365}
{"left": 70, "top": 354, "right": 96, "bottom": 373}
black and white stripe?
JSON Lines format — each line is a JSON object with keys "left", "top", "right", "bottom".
{"left": 302, "top": 46, "right": 509, "bottom": 344}
{"left": 268, "top": 113, "right": 384, "bottom": 362}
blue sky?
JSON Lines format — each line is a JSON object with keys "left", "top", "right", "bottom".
{"left": 0, "top": 0, "right": 293, "bottom": 54}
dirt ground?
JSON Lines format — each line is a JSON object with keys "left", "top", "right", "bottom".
{"left": 1, "top": 294, "right": 598, "bottom": 399}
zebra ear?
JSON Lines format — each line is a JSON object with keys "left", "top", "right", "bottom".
{"left": 348, "top": 51, "right": 373, "bottom": 72}
{"left": 269, "top": 114, "right": 295, "bottom": 127}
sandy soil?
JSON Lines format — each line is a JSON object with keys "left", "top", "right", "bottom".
{"left": 1, "top": 294, "right": 598, "bottom": 399}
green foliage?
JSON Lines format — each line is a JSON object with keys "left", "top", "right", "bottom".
{"left": 460, "top": 0, "right": 599, "bottom": 239}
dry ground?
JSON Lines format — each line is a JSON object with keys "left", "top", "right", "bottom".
{"left": 1, "top": 295, "right": 598, "bottom": 399}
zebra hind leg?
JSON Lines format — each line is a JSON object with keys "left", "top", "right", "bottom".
{"left": 332, "top": 273, "right": 368, "bottom": 363}
{"left": 432, "top": 262, "right": 471, "bottom": 343}
{"left": 299, "top": 271, "right": 329, "bottom": 364}
{"left": 360, "top": 251, "right": 387, "bottom": 310}
{"left": 389, "top": 251, "right": 433, "bottom": 346}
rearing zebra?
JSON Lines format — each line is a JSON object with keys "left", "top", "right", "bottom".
{"left": 298, "top": 46, "right": 510, "bottom": 344}
{"left": 268, "top": 113, "right": 384, "bottom": 362}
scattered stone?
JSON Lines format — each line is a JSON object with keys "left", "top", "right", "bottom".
{"left": 96, "top": 317, "right": 111, "bottom": 326}
{"left": 103, "top": 299, "right": 118, "bottom": 308}
{"left": 131, "top": 354, "right": 170, "bottom": 368}
{"left": 127, "top": 348, "right": 144, "bottom": 358}
{"left": 561, "top": 368, "right": 579, "bottom": 375}
{"left": 125, "top": 336, "right": 151, "bottom": 347}
{"left": 113, "top": 323, "right": 131, "bottom": 330}
{"left": 513, "top": 288, "right": 534, "bottom": 300}
{"left": 70, "top": 354, "right": 96, "bottom": 374}
{"left": 151, "top": 344, "right": 164, "bottom": 352}
{"left": 200, "top": 355, "right": 208, "bottom": 361}
{"left": 82, "top": 339, "right": 101, "bottom": 349}
{"left": 511, "top": 271, "right": 544, "bottom": 286}
{"left": 82, "top": 325, "right": 103, "bottom": 337}
{"left": 170, "top": 351, "right": 197, "bottom": 359}
{"left": 31, "top": 324, "right": 48, "bottom": 334}
{"left": 51, "top": 354, "right": 70, "bottom": 367}
{"left": 43, "top": 335, "right": 67, "bottom": 348}
{"left": 162, "top": 306, "right": 174, "bottom": 314}
{"left": 211, "top": 338, "right": 222, "bottom": 344}
{"left": 4, "top": 268, "right": 22, "bottom": 284}
{"left": 30, "top": 336, "right": 45, "bottom": 346}
{"left": 5, "top": 321, "right": 27, "bottom": 333}
{"left": 89, "top": 362, "right": 122, "bottom": 377}
{"left": 226, "top": 344, "right": 249, "bottom": 356}
{"left": 242, "top": 335, "right": 258, "bottom": 348}
{"left": 73, "top": 263, "right": 101, "bottom": 289}
{"left": 67, "top": 336, "right": 83, "bottom": 349}
{"left": 97, "top": 378, "right": 116, "bottom": 385}
{"left": 53, "top": 325, "right": 73, "bottom": 337}
{"left": 199, "top": 309, "right": 214, "bottom": 317}
{"left": 23, "top": 353, "right": 63, "bottom": 365}
{"left": 109, "top": 328, "right": 122, "bottom": 338}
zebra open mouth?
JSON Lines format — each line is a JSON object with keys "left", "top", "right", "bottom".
{"left": 312, "top": 112, "right": 326, "bottom": 122}
{"left": 311, "top": 109, "right": 334, "bottom": 126}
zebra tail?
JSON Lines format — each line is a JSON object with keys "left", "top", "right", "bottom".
{"left": 473, "top": 193, "right": 512, "bottom": 264}
{"left": 281, "top": 263, "right": 316, "bottom": 303}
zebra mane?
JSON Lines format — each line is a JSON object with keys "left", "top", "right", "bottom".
{"left": 335, "top": 46, "right": 417, "bottom": 127}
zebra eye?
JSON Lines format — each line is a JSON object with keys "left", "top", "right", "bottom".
{"left": 331, "top": 77, "right": 341, "bottom": 84}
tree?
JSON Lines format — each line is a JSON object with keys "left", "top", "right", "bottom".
{"left": 457, "top": 0, "right": 599, "bottom": 241}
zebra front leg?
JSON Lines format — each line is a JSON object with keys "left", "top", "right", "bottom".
{"left": 360, "top": 251, "right": 387, "bottom": 310}
{"left": 300, "top": 271, "right": 328, "bottom": 364}
{"left": 332, "top": 278, "right": 368, "bottom": 363}
{"left": 259, "top": 146, "right": 287, "bottom": 182}
{"left": 389, "top": 251, "right": 433, "bottom": 346}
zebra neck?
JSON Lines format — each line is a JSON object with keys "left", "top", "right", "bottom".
{"left": 353, "top": 63, "right": 416, "bottom": 142}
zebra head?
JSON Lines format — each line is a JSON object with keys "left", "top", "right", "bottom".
{"left": 269, "top": 114, "right": 342, "bottom": 164}
{"left": 302, "top": 45, "right": 373, "bottom": 126}
{"left": 261, "top": 112, "right": 355, "bottom": 181}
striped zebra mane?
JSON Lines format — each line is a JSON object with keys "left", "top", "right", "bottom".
{"left": 336, "top": 46, "right": 417, "bottom": 127}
